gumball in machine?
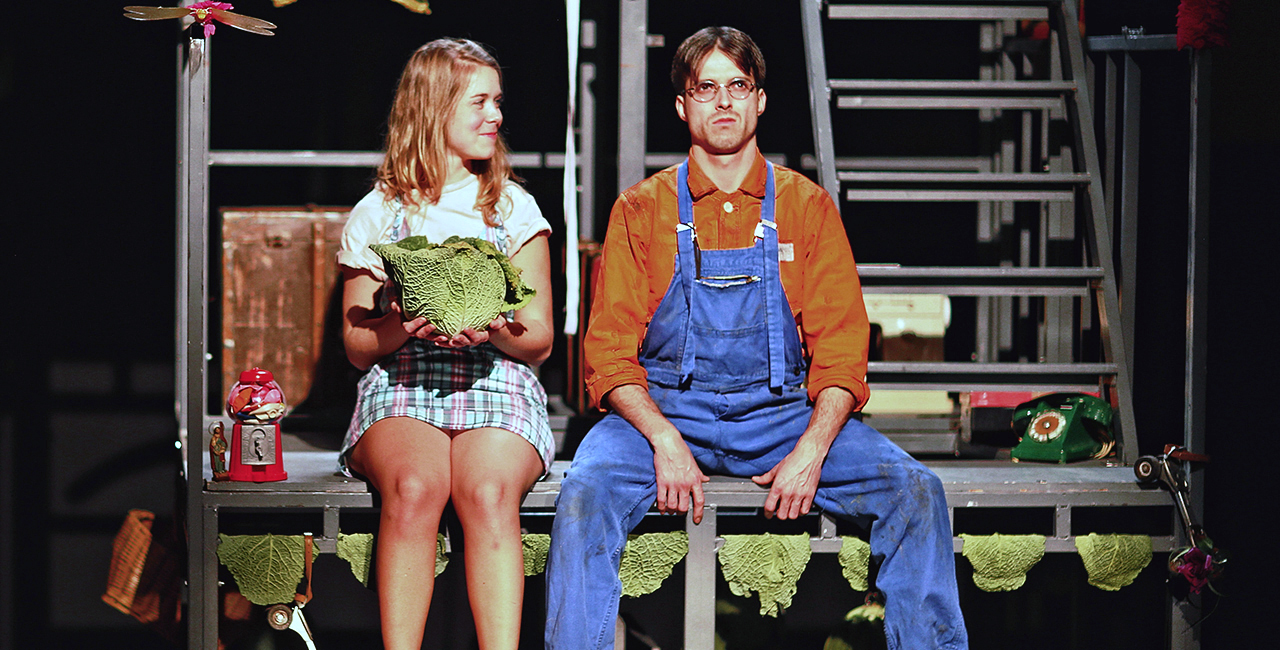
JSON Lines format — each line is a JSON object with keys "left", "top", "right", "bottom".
{"left": 224, "top": 367, "right": 289, "bottom": 482}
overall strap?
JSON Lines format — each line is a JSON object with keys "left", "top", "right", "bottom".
{"left": 675, "top": 161, "right": 699, "bottom": 384}
{"left": 758, "top": 162, "right": 785, "bottom": 390}
{"left": 379, "top": 198, "right": 411, "bottom": 314}
{"left": 486, "top": 221, "right": 510, "bottom": 255}
{"left": 389, "top": 196, "right": 409, "bottom": 242}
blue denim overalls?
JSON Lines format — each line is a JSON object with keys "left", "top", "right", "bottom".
{"left": 546, "top": 161, "right": 967, "bottom": 649}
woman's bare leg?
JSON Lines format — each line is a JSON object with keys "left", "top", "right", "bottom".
{"left": 349, "top": 417, "right": 452, "bottom": 650}
{"left": 450, "top": 428, "right": 543, "bottom": 650}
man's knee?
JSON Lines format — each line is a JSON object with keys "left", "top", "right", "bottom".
{"left": 898, "top": 463, "right": 948, "bottom": 520}
{"left": 556, "top": 470, "right": 607, "bottom": 521}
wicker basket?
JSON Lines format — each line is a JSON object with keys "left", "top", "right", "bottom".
{"left": 102, "top": 509, "right": 181, "bottom": 632}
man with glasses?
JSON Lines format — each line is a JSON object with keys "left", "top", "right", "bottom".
{"left": 545, "top": 26, "right": 968, "bottom": 650}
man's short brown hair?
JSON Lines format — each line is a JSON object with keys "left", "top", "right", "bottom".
{"left": 670, "top": 26, "right": 766, "bottom": 95}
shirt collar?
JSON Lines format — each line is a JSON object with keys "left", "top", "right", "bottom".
{"left": 685, "top": 150, "right": 769, "bottom": 200}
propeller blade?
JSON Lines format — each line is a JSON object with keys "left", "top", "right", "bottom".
{"left": 123, "top": 6, "right": 192, "bottom": 21}
{"left": 210, "top": 8, "right": 277, "bottom": 36}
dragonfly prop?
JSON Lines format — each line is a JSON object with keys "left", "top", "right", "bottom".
{"left": 124, "top": 3, "right": 276, "bottom": 37}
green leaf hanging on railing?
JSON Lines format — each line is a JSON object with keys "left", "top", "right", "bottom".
{"left": 620, "top": 532, "right": 688, "bottom": 597}
{"left": 216, "top": 534, "right": 309, "bottom": 605}
{"left": 718, "top": 534, "right": 811, "bottom": 617}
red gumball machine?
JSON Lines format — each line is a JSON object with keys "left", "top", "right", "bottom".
{"left": 225, "top": 367, "right": 288, "bottom": 482}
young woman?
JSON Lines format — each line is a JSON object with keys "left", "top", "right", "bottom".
{"left": 336, "top": 38, "right": 554, "bottom": 650}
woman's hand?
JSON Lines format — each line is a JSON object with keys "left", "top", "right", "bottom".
{"left": 390, "top": 299, "right": 508, "bottom": 348}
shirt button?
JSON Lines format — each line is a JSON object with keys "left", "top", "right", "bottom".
{"left": 723, "top": 201, "right": 734, "bottom": 213}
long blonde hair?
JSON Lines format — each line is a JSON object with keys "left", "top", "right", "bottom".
{"left": 377, "top": 38, "right": 515, "bottom": 226}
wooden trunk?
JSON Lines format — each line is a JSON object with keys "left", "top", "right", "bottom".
{"left": 220, "top": 208, "right": 350, "bottom": 413}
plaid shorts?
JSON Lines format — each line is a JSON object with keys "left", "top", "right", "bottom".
{"left": 339, "top": 340, "right": 554, "bottom": 476}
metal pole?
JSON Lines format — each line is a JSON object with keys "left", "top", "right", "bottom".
{"left": 801, "top": 0, "right": 842, "bottom": 211}
{"left": 1184, "top": 51, "right": 1210, "bottom": 472}
{"left": 1171, "top": 47, "right": 1211, "bottom": 650}
{"left": 617, "top": 0, "right": 647, "bottom": 194}
{"left": 1121, "top": 53, "right": 1142, "bottom": 370}
{"left": 180, "top": 36, "right": 215, "bottom": 650}
{"left": 685, "top": 506, "right": 717, "bottom": 649}
{"left": 580, "top": 61, "right": 598, "bottom": 241}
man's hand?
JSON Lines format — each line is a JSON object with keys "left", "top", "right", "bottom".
{"left": 752, "top": 440, "right": 824, "bottom": 519}
{"left": 652, "top": 433, "right": 710, "bottom": 523}
{"left": 752, "top": 386, "right": 856, "bottom": 519}
{"left": 606, "top": 384, "right": 711, "bottom": 524}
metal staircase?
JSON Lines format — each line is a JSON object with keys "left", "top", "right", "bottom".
{"left": 801, "top": 0, "right": 1137, "bottom": 463}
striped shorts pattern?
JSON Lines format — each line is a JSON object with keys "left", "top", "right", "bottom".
{"left": 339, "top": 341, "right": 554, "bottom": 476}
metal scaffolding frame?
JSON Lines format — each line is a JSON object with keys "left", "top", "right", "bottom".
{"left": 177, "top": 3, "right": 1211, "bottom": 648}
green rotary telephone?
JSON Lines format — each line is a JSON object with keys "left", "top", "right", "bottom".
{"left": 1010, "top": 393, "right": 1114, "bottom": 463}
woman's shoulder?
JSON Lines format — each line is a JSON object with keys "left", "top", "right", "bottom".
{"left": 351, "top": 186, "right": 395, "bottom": 215}
{"left": 500, "top": 178, "right": 537, "bottom": 205}
{"left": 498, "top": 180, "right": 545, "bottom": 223}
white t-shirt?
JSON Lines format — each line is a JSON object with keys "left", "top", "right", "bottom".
{"left": 338, "top": 174, "right": 550, "bottom": 282}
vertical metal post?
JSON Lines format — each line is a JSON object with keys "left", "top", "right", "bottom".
{"left": 1057, "top": 1, "right": 1138, "bottom": 463}
{"left": 618, "top": 0, "right": 647, "bottom": 194}
{"left": 0, "top": 417, "right": 12, "bottom": 650}
{"left": 175, "top": 33, "right": 190, "bottom": 477}
{"left": 1184, "top": 49, "right": 1210, "bottom": 462}
{"left": 203, "top": 504, "right": 220, "bottom": 648}
{"left": 1121, "top": 53, "right": 1142, "bottom": 369}
{"left": 1054, "top": 505, "right": 1071, "bottom": 541}
{"left": 1104, "top": 54, "right": 1118, "bottom": 230}
{"left": 800, "top": 0, "right": 841, "bottom": 211}
{"left": 975, "top": 297, "right": 992, "bottom": 362}
{"left": 180, "top": 36, "right": 215, "bottom": 650}
{"left": 685, "top": 505, "right": 717, "bottom": 650}
{"left": 1170, "top": 48, "right": 1211, "bottom": 650}
{"left": 580, "top": 61, "right": 598, "bottom": 241}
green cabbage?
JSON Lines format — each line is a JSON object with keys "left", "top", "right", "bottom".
{"left": 1074, "top": 533, "right": 1152, "bottom": 591}
{"left": 836, "top": 536, "right": 871, "bottom": 592}
{"left": 960, "top": 533, "right": 1045, "bottom": 592}
{"left": 522, "top": 533, "right": 550, "bottom": 577}
{"left": 370, "top": 235, "right": 536, "bottom": 337}
{"left": 619, "top": 532, "right": 688, "bottom": 597}
{"left": 718, "top": 533, "right": 812, "bottom": 617}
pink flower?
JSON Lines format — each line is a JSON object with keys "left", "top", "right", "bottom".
{"left": 189, "top": 2, "right": 235, "bottom": 37}
{"left": 1173, "top": 547, "right": 1215, "bottom": 594}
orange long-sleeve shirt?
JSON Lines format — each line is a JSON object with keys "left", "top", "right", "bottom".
{"left": 583, "top": 151, "right": 872, "bottom": 410}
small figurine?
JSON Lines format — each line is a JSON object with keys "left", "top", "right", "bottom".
{"left": 209, "top": 422, "right": 229, "bottom": 481}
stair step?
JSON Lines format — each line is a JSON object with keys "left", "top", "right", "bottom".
{"left": 830, "top": 80, "right": 1076, "bottom": 93}
{"left": 858, "top": 265, "right": 1101, "bottom": 279}
{"left": 846, "top": 188, "right": 1073, "bottom": 201}
{"left": 837, "top": 95, "right": 1066, "bottom": 112}
{"left": 828, "top": 4, "right": 1049, "bottom": 21}
{"left": 837, "top": 171, "right": 1088, "bottom": 184}
{"left": 868, "top": 362, "right": 1115, "bottom": 393}
{"left": 801, "top": 155, "right": 991, "bottom": 172}
{"left": 864, "top": 286, "right": 1090, "bottom": 296}
{"left": 859, "top": 265, "right": 1101, "bottom": 296}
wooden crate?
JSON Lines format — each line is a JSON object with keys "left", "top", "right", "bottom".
{"left": 221, "top": 208, "right": 350, "bottom": 413}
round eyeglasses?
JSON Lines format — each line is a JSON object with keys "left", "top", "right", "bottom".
{"left": 684, "top": 78, "right": 758, "bottom": 103}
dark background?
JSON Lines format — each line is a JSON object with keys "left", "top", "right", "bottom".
{"left": 2, "top": 1, "right": 1277, "bottom": 648}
